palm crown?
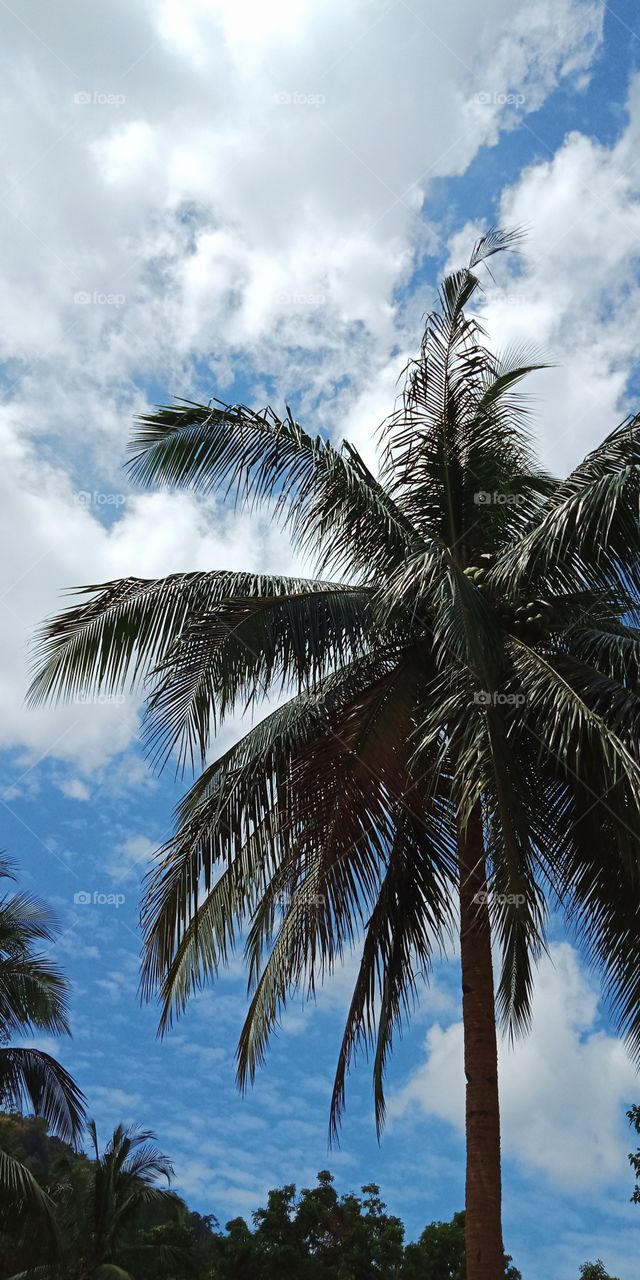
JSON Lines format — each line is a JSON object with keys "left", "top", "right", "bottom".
{"left": 72, "top": 1122, "right": 175, "bottom": 1276}
{"left": 0, "top": 855, "right": 86, "bottom": 1217}
{"left": 29, "top": 230, "right": 640, "bottom": 1149}
{"left": 25, "top": 1121, "right": 178, "bottom": 1280}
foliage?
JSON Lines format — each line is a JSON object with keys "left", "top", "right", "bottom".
{"left": 29, "top": 233, "right": 640, "bottom": 1276}
{"left": 400, "top": 1210, "right": 520, "bottom": 1279}
{"left": 0, "top": 1114, "right": 212, "bottom": 1280}
{"left": 211, "top": 1170, "right": 405, "bottom": 1278}
{"left": 40, "top": 1120, "right": 181, "bottom": 1279}
{"left": 3, "top": 1120, "right": 631, "bottom": 1280}
{"left": 136, "top": 1213, "right": 220, "bottom": 1280}
{"left": 0, "top": 857, "right": 86, "bottom": 1228}
{"left": 627, "top": 1103, "right": 640, "bottom": 1204}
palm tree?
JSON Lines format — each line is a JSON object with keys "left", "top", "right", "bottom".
{"left": 29, "top": 230, "right": 640, "bottom": 1280}
{"left": 0, "top": 855, "right": 86, "bottom": 1220}
{"left": 6, "top": 1122, "right": 179, "bottom": 1280}
{"left": 47, "top": 1121, "right": 178, "bottom": 1280}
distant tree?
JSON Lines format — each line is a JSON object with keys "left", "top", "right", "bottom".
{"left": 36, "top": 1121, "right": 182, "bottom": 1279}
{"left": 400, "top": 1210, "right": 521, "bottom": 1279}
{"left": 628, "top": 1104, "right": 640, "bottom": 1204}
{"left": 137, "top": 1211, "right": 220, "bottom": 1280}
{"left": 212, "top": 1170, "right": 405, "bottom": 1278}
{"left": 579, "top": 1263, "right": 621, "bottom": 1280}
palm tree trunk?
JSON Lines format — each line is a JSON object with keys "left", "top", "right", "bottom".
{"left": 457, "top": 807, "right": 505, "bottom": 1280}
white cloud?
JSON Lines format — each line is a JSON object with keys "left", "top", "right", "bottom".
{"left": 58, "top": 777, "right": 91, "bottom": 800}
{"left": 106, "top": 833, "right": 158, "bottom": 882}
{"left": 0, "top": 0, "right": 609, "bottom": 777}
{"left": 391, "top": 943, "right": 637, "bottom": 1193}
{"left": 0, "top": 418, "right": 300, "bottom": 772}
{"left": 89, "top": 1084, "right": 144, "bottom": 1124}
{"left": 448, "top": 74, "right": 640, "bottom": 475}
{"left": 0, "top": 0, "right": 604, "bottom": 425}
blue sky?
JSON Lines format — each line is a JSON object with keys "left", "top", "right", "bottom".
{"left": 1, "top": 2, "right": 640, "bottom": 1277}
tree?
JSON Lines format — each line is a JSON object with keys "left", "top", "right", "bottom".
{"left": 401, "top": 1211, "right": 466, "bottom": 1280}
{"left": 211, "top": 1170, "right": 405, "bottom": 1278}
{"left": 0, "top": 856, "right": 85, "bottom": 1225}
{"left": 0, "top": 1114, "right": 219, "bottom": 1280}
{"left": 37, "top": 1120, "right": 181, "bottom": 1279}
{"left": 135, "top": 1211, "right": 220, "bottom": 1280}
{"left": 400, "top": 1210, "right": 520, "bottom": 1279}
{"left": 628, "top": 1103, "right": 640, "bottom": 1203}
{"left": 579, "top": 1263, "right": 621, "bottom": 1280}
{"left": 30, "top": 231, "right": 640, "bottom": 1280}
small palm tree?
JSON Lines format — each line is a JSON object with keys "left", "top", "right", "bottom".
{"left": 0, "top": 855, "right": 85, "bottom": 1218}
{"left": 29, "top": 231, "right": 640, "bottom": 1280}
{"left": 7, "top": 1122, "right": 179, "bottom": 1280}
{"left": 48, "top": 1122, "right": 178, "bottom": 1280}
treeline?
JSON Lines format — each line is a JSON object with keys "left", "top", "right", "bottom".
{"left": 0, "top": 1112, "right": 522, "bottom": 1278}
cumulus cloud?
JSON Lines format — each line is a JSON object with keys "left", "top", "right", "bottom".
{"left": 58, "top": 777, "right": 91, "bottom": 800}
{"left": 0, "top": 418, "right": 298, "bottom": 770}
{"left": 0, "top": 0, "right": 607, "bottom": 777}
{"left": 106, "top": 833, "right": 158, "bottom": 882}
{"left": 390, "top": 943, "right": 637, "bottom": 1192}
{"left": 448, "top": 73, "right": 640, "bottom": 474}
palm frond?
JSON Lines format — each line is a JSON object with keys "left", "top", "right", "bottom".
{"left": 329, "top": 804, "right": 456, "bottom": 1141}
{"left": 128, "top": 401, "right": 421, "bottom": 580}
{"left": 0, "top": 955, "right": 71, "bottom": 1037}
{"left": 0, "top": 1048, "right": 86, "bottom": 1144}
{"left": 29, "top": 571, "right": 353, "bottom": 711}
{"left": 492, "top": 418, "right": 640, "bottom": 599}
{"left": 0, "top": 1146, "right": 56, "bottom": 1220}
{"left": 511, "top": 640, "right": 640, "bottom": 872}
{"left": 538, "top": 771, "right": 640, "bottom": 1062}
{"left": 141, "top": 649, "right": 400, "bottom": 1002}
{"left": 143, "top": 583, "right": 374, "bottom": 770}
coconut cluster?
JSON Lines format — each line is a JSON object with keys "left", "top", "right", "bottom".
{"left": 462, "top": 553, "right": 552, "bottom": 640}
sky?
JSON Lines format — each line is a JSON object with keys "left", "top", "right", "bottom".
{"left": 0, "top": 1, "right": 639, "bottom": 1276}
